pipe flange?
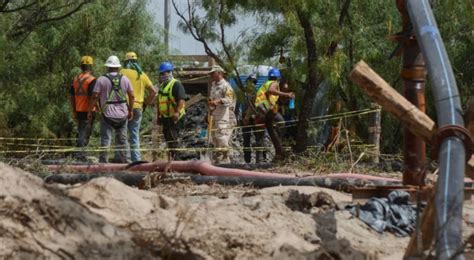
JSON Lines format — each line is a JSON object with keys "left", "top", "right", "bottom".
{"left": 432, "top": 125, "right": 474, "bottom": 161}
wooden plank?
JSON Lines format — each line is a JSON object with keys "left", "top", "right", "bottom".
{"left": 348, "top": 60, "right": 436, "bottom": 142}
{"left": 169, "top": 55, "right": 210, "bottom": 62}
{"left": 351, "top": 185, "right": 434, "bottom": 203}
{"left": 466, "top": 97, "right": 474, "bottom": 179}
{"left": 349, "top": 60, "right": 474, "bottom": 177}
{"left": 404, "top": 188, "right": 435, "bottom": 258}
{"left": 467, "top": 156, "right": 474, "bottom": 179}
{"left": 185, "top": 93, "right": 206, "bottom": 109}
{"left": 466, "top": 97, "right": 474, "bottom": 135}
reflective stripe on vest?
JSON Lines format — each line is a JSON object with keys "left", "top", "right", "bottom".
{"left": 157, "top": 79, "right": 185, "bottom": 118}
{"left": 72, "top": 72, "right": 95, "bottom": 112}
{"left": 255, "top": 80, "right": 279, "bottom": 113}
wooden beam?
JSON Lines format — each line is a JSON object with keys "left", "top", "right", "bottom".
{"left": 404, "top": 188, "right": 435, "bottom": 258}
{"left": 348, "top": 60, "right": 436, "bottom": 142}
{"left": 466, "top": 97, "right": 474, "bottom": 142}
{"left": 185, "top": 93, "right": 206, "bottom": 109}
{"left": 169, "top": 55, "right": 210, "bottom": 62}
{"left": 349, "top": 60, "right": 474, "bottom": 178}
{"left": 466, "top": 97, "right": 474, "bottom": 179}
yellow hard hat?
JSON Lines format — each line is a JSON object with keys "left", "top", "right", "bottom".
{"left": 125, "top": 52, "right": 138, "bottom": 60}
{"left": 80, "top": 56, "right": 93, "bottom": 65}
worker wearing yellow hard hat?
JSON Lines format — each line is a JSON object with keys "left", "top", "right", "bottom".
{"left": 80, "top": 55, "right": 94, "bottom": 65}
{"left": 120, "top": 51, "right": 157, "bottom": 162}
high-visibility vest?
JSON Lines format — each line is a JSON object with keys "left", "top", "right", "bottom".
{"left": 255, "top": 80, "right": 279, "bottom": 113}
{"left": 72, "top": 72, "right": 95, "bottom": 112}
{"left": 157, "top": 79, "right": 185, "bottom": 118}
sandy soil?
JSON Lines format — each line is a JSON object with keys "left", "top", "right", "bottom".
{"left": 1, "top": 162, "right": 473, "bottom": 259}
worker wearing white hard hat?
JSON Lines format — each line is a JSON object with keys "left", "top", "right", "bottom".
{"left": 88, "top": 55, "right": 135, "bottom": 163}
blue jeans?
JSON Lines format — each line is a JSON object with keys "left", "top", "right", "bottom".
{"left": 99, "top": 117, "right": 129, "bottom": 163}
{"left": 128, "top": 108, "right": 142, "bottom": 162}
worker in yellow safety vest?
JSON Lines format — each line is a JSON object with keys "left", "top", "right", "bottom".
{"left": 70, "top": 55, "right": 97, "bottom": 161}
{"left": 156, "top": 61, "right": 186, "bottom": 159}
{"left": 255, "top": 68, "right": 295, "bottom": 161}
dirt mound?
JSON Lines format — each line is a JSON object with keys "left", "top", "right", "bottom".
{"left": 65, "top": 179, "right": 411, "bottom": 259}
{"left": 66, "top": 179, "right": 322, "bottom": 258}
{"left": 4, "top": 163, "right": 472, "bottom": 259}
{"left": 0, "top": 163, "right": 151, "bottom": 259}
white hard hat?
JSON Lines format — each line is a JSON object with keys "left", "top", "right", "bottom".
{"left": 104, "top": 55, "right": 121, "bottom": 68}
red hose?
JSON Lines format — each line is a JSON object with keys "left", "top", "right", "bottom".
{"left": 47, "top": 161, "right": 401, "bottom": 182}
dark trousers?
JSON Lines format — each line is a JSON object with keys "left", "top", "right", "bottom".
{"left": 161, "top": 117, "right": 184, "bottom": 159}
{"left": 75, "top": 113, "right": 94, "bottom": 159}
{"left": 264, "top": 110, "right": 285, "bottom": 160}
{"left": 242, "top": 118, "right": 266, "bottom": 163}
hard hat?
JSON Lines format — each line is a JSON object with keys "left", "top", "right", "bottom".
{"left": 104, "top": 55, "right": 121, "bottom": 68}
{"left": 208, "top": 64, "right": 225, "bottom": 74}
{"left": 268, "top": 68, "right": 281, "bottom": 78}
{"left": 125, "top": 52, "right": 138, "bottom": 60}
{"left": 80, "top": 56, "right": 93, "bottom": 65}
{"left": 246, "top": 74, "right": 257, "bottom": 84}
{"left": 159, "top": 62, "right": 174, "bottom": 73}
{"left": 247, "top": 74, "right": 257, "bottom": 81}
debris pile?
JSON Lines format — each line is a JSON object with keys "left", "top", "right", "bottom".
{"left": 175, "top": 97, "right": 248, "bottom": 162}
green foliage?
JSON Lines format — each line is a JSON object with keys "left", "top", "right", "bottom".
{"left": 1, "top": 0, "right": 472, "bottom": 157}
{"left": 237, "top": 0, "right": 472, "bottom": 153}
{"left": 0, "top": 0, "right": 164, "bottom": 140}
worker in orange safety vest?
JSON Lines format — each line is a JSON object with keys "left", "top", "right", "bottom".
{"left": 70, "top": 55, "right": 96, "bottom": 161}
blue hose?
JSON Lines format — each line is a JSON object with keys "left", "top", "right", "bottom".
{"left": 406, "top": 0, "right": 466, "bottom": 258}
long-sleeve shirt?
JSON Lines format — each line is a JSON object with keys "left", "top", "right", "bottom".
{"left": 210, "top": 79, "right": 236, "bottom": 124}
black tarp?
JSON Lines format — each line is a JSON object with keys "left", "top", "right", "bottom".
{"left": 346, "top": 190, "right": 421, "bottom": 237}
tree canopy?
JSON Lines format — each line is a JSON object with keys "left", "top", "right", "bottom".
{"left": 0, "top": 0, "right": 472, "bottom": 156}
{"left": 0, "top": 0, "right": 164, "bottom": 138}
{"left": 172, "top": 0, "right": 473, "bottom": 154}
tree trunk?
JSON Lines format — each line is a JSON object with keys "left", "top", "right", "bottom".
{"left": 294, "top": 9, "right": 319, "bottom": 153}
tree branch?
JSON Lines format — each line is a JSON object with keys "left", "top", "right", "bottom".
{"left": 217, "top": 0, "right": 243, "bottom": 89}
{"left": 327, "top": 0, "right": 352, "bottom": 56}
{"left": 7, "top": 0, "right": 92, "bottom": 38}
{"left": 0, "top": 0, "right": 37, "bottom": 13}
{"left": 171, "top": 0, "right": 223, "bottom": 65}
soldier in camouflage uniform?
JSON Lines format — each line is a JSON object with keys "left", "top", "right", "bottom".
{"left": 208, "top": 65, "right": 236, "bottom": 164}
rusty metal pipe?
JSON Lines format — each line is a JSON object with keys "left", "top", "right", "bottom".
{"left": 396, "top": 0, "right": 427, "bottom": 186}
